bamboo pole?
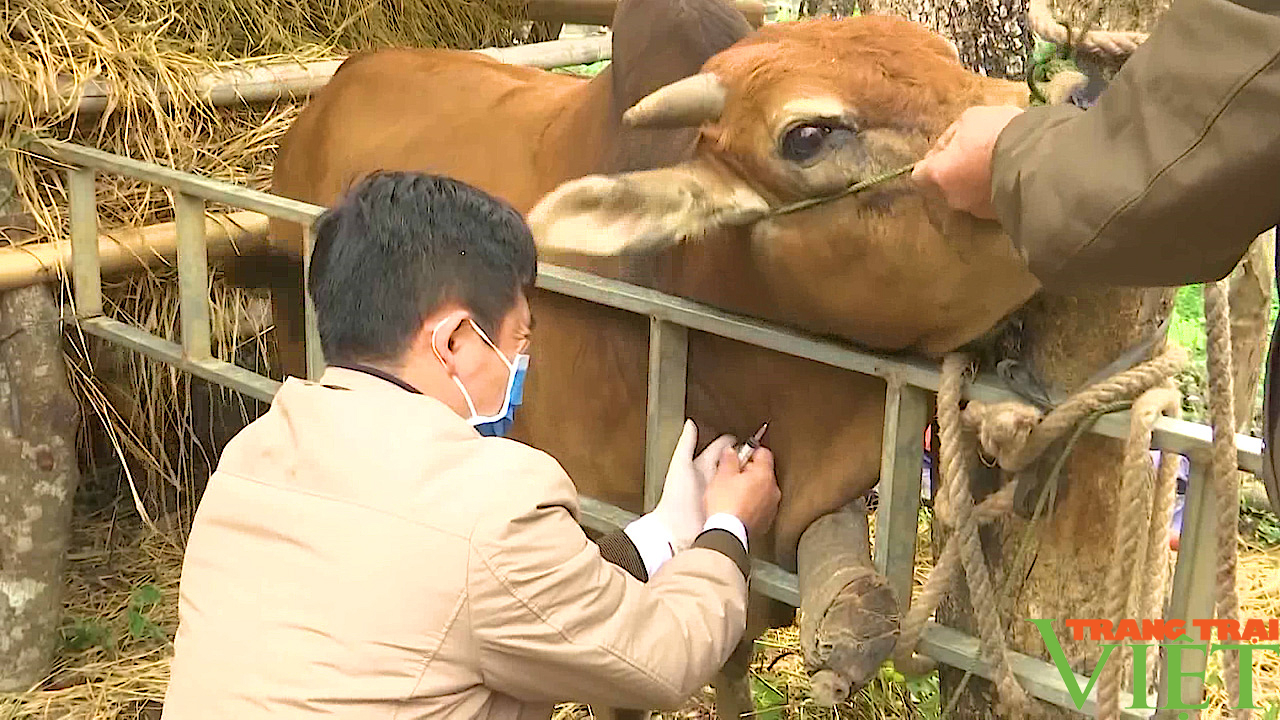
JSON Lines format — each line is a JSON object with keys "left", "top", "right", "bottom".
{"left": 0, "top": 36, "right": 614, "bottom": 120}
{"left": 0, "top": 211, "right": 268, "bottom": 292}
{"left": 524, "top": 0, "right": 765, "bottom": 26}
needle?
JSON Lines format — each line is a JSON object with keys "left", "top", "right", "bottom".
{"left": 736, "top": 422, "right": 769, "bottom": 471}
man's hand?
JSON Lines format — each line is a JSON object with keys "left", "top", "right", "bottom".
{"left": 704, "top": 445, "right": 780, "bottom": 538}
{"left": 911, "top": 105, "right": 1025, "bottom": 220}
{"left": 650, "top": 420, "right": 738, "bottom": 550}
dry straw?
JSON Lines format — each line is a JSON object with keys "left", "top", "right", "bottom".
{"left": 1, "top": 0, "right": 528, "bottom": 526}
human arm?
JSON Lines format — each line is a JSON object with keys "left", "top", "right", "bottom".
{"left": 467, "top": 470, "right": 753, "bottom": 709}
{"left": 468, "top": 440, "right": 778, "bottom": 709}
{"left": 592, "top": 529, "right": 652, "bottom": 581}
{"left": 915, "top": 0, "right": 1280, "bottom": 290}
{"left": 590, "top": 420, "right": 754, "bottom": 581}
{"left": 621, "top": 420, "right": 744, "bottom": 578}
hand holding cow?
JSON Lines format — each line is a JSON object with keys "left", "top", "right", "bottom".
{"left": 911, "top": 105, "right": 1025, "bottom": 220}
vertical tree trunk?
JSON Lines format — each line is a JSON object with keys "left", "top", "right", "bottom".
{"left": 800, "top": 0, "right": 859, "bottom": 20}
{"left": 855, "top": 0, "right": 1032, "bottom": 79}
{"left": 851, "top": 0, "right": 1176, "bottom": 715}
{"left": 935, "top": 286, "right": 1178, "bottom": 720}
{"left": 1228, "top": 230, "right": 1275, "bottom": 435}
{"left": 0, "top": 171, "right": 82, "bottom": 691}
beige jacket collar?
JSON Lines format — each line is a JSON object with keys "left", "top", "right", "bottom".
{"left": 294, "top": 365, "right": 481, "bottom": 440}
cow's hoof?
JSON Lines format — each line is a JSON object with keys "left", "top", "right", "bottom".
{"left": 804, "top": 567, "right": 901, "bottom": 703}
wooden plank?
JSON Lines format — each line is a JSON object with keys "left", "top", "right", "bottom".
{"left": 873, "top": 380, "right": 929, "bottom": 609}
{"left": 76, "top": 316, "right": 279, "bottom": 402}
{"left": 644, "top": 318, "right": 688, "bottom": 512}
{"left": 523, "top": 0, "right": 765, "bottom": 26}
{"left": 67, "top": 167, "right": 101, "bottom": 319}
{"left": 174, "top": 193, "right": 212, "bottom": 361}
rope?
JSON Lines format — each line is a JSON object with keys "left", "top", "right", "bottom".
{"left": 1204, "top": 280, "right": 1248, "bottom": 719}
{"left": 891, "top": 342, "right": 1189, "bottom": 718}
{"left": 767, "top": 163, "right": 915, "bottom": 217}
{"left": 1096, "top": 386, "right": 1181, "bottom": 720}
{"left": 938, "top": 354, "right": 1032, "bottom": 717}
{"left": 1026, "top": 0, "right": 1149, "bottom": 58}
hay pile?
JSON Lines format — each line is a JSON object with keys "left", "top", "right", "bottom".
{"left": 2, "top": 0, "right": 531, "bottom": 526}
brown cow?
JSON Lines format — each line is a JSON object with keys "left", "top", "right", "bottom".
{"left": 254, "top": 4, "right": 1051, "bottom": 718}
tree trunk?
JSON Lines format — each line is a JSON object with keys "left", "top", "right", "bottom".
{"left": 935, "top": 286, "right": 1179, "bottom": 720}
{"left": 1228, "top": 230, "right": 1275, "bottom": 436}
{"left": 0, "top": 201, "right": 83, "bottom": 690}
{"left": 864, "top": 0, "right": 1176, "bottom": 713}
{"left": 855, "top": 0, "right": 1032, "bottom": 79}
{"left": 801, "top": 0, "right": 859, "bottom": 20}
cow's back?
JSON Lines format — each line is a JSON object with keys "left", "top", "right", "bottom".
{"left": 269, "top": 48, "right": 594, "bottom": 255}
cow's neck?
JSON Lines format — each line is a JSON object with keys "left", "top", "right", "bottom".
{"left": 538, "top": 74, "right": 617, "bottom": 187}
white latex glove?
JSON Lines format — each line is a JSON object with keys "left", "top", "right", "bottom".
{"left": 651, "top": 419, "right": 738, "bottom": 551}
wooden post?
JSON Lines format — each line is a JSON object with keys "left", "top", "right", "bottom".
{"left": 1227, "top": 229, "right": 1275, "bottom": 433}
{"left": 0, "top": 166, "right": 82, "bottom": 691}
{"left": 934, "top": 286, "right": 1178, "bottom": 719}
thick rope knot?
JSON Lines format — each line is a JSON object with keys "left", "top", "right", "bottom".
{"left": 962, "top": 401, "right": 1044, "bottom": 471}
{"left": 1027, "top": 0, "right": 1149, "bottom": 57}
{"left": 893, "top": 339, "right": 1191, "bottom": 719}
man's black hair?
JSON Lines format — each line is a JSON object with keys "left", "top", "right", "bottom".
{"left": 307, "top": 171, "right": 538, "bottom": 366}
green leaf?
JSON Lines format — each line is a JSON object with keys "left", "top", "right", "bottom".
{"left": 130, "top": 583, "right": 162, "bottom": 609}
{"left": 60, "top": 618, "right": 112, "bottom": 652}
{"left": 749, "top": 673, "right": 786, "bottom": 720}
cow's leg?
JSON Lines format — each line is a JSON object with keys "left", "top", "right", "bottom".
{"left": 711, "top": 598, "right": 785, "bottom": 720}
{"left": 711, "top": 636, "right": 755, "bottom": 720}
{"left": 797, "top": 498, "right": 900, "bottom": 705}
{"left": 590, "top": 708, "right": 649, "bottom": 720}
{"left": 269, "top": 279, "right": 309, "bottom": 381}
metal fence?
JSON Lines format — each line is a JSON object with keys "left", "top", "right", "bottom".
{"left": 28, "top": 133, "right": 1257, "bottom": 720}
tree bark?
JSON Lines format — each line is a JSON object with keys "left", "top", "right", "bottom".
{"left": 0, "top": 169, "right": 83, "bottom": 691}
{"left": 935, "top": 286, "right": 1178, "bottom": 719}
{"left": 0, "top": 284, "right": 83, "bottom": 690}
{"left": 855, "top": 0, "right": 1032, "bottom": 79}
{"left": 800, "top": 0, "right": 860, "bottom": 20}
{"left": 1228, "top": 230, "right": 1275, "bottom": 435}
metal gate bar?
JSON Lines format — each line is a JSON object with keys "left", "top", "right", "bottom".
{"left": 31, "top": 134, "right": 1246, "bottom": 718}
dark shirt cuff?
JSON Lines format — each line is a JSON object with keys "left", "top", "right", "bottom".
{"left": 692, "top": 528, "right": 751, "bottom": 580}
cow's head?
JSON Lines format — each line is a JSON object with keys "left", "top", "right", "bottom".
{"left": 527, "top": 16, "right": 1054, "bottom": 355}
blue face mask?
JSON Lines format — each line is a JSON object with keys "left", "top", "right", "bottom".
{"left": 474, "top": 353, "right": 528, "bottom": 437}
{"left": 433, "top": 316, "right": 530, "bottom": 438}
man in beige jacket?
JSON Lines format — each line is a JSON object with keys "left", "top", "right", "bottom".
{"left": 162, "top": 171, "right": 781, "bottom": 719}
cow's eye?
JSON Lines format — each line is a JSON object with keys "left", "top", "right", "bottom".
{"left": 780, "top": 123, "right": 833, "bottom": 163}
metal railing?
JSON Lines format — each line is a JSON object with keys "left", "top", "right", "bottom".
{"left": 30, "top": 134, "right": 1254, "bottom": 719}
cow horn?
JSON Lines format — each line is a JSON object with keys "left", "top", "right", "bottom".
{"left": 623, "top": 73, "right": 727, "bottom": 129}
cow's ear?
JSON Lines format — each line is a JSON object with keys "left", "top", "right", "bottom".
{"left": 525, "top": 163, "right": 769, "bottom": 256}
